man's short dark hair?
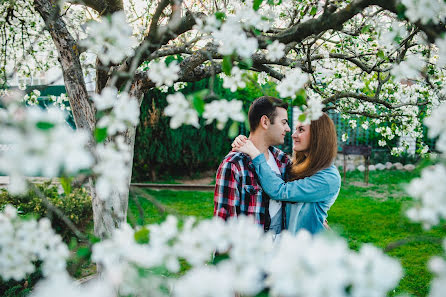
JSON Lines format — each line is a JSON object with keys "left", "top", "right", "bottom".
{"left": 248, "top": 96, "right": 288, "bottom": 132}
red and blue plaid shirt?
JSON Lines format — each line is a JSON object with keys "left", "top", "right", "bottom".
{"left": 213, "top": 147, "right": 291, "bottom": 229}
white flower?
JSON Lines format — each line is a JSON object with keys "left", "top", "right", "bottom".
{"left": 81, "top": 11, "right": 137, "bottom": 64}
{"left": 361, "top": 121, "right": 369, "bottom": 130}
{"left": 378, "top": 139, "right": 387, "bottom": 147}
{"left": 257, "top": 71, "right": 268, "bottom": 85}
{"left": 401, "top": 0, "right": 446, "bottom": 24}
{"left": 266, "top": 40, "right": 285, "bottom": 61}
{"left": 0, "top": 207, "right": 69, "bottom": 281}
{"left": 391, "top": 54, "right": 425, "bottom": 81}
{"left": 94, "top": 141, "right": 132, "bottom": 199}
{"left": 276, "top": 68, "right": 309, "bottom": 99}
{"left": 97, "top": 91, "right": 140, "bottom": 136}
{"left": 0, "top": 105, "right": 93, "bottom": 194}
{"left": 342, "top": 133, "right": 349, "bottom": 142}
{"left": 148, "top": 61, "right": 180, "bottom": 87}
{"left": 406, "top": 164, "right": 446, "bottom": 228}
{"left": 92, "top": 87, "right": 117, "bottom": 110}
{"left": 424, "top": 102, "right": 446, "bottom": 153}
{"left": 203, "top": 99, "right": 244, "bottom": 130}
{"left": 222, "top": 67, "right": 246, "bottom": 92}
{"left": 164, "top": 92, "right": 199, "bottom": 129}
{"left": 212, "top": 22, "right": 258, "bottom": 59}
{"left": 306, "top": 97, "right": 324, "bottom": 121}
{"left": 194, "top": 14, "right": 221, "bottom": 33}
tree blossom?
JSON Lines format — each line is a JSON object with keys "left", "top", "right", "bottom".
{"left": 30, "top": 273, "right": 114, "bottom": 297}
{"left": 92, "top": 87, "right": 118, "bottom": 111}
{"left": 203, "top": 99, "right": 245, "bottom": 129}
{"left": 212, "top": 22, "right": 258, "bottom": 59}
{"left": 257, "top": 71, "right": 268, "bottom": 85}
{"left": 276, "top": 68, "right": 309, "bottom": 99}
{"left": 96, "top": 91, "right": 140, "bottom": 136}
{"left": 424, "top": 101, "right": 446, "bottom": 152}
{"left": 148, "top": 60, "right": 180, "bottom": 87}
{"left": 0, "top": 205, "right": 69, "bottom": 281}
{"left": 390, "top": 54, "right": 425, "bottom": 81}
{"left": 406, "top": 164, "right": 446, "bottom": 228}
{"left": 266, "top": 40, "right": 285, "bottom": 61}
{"left": 164, "top": 92, "right": 199, "bottom": 129}
{"left": 0, "top": 103, "right": 93, "bottom": 194}
{"left": 94, "top": 138, "right": 132, "bottom": 199}
{"left": 221, "top": 67, "right": 247, "bottom": 92}
{"left": 401, "top": 0, "right": 446, "bottom": 24}
{"left": 80, "top": 11, "right": 137, "bottom": 64}
{"left": 193, "top": 14, "right": 221, "bottom": 33}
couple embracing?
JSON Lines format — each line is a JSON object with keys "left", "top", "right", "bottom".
{"left": 214, "top": 96, "right": 341, "bottom": 238}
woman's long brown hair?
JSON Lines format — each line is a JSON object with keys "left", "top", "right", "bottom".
{"left": 289, "top": 113, "right": 338, "bottom": 181}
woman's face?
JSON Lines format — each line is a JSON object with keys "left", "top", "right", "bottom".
{"left": 292, "top": 122, "right": 310, "bottom": 152}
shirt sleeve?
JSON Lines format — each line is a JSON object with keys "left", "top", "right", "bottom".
{"left": 213, "top": 161, "right": 240, "bottom": 220}
{"left": 252, "top": 154, "right": 339, "bottom": 203}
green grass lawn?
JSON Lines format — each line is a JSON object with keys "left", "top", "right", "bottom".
{"left": 128, "top": 166, "right": 446, "bottom": 297}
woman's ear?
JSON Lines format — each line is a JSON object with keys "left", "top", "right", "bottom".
{"left": 260, "top": 115, "right": 270, "bottom": 129}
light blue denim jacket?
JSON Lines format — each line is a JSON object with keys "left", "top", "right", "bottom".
{"left": 252, "top": 154, "right": 341, "bottom": 234}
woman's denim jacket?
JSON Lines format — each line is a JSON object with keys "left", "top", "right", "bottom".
{"left": 252, "top": 154, "right": 341, "bottom": 234}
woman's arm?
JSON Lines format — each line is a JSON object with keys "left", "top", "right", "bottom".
{"left": 252, "top": 154, "right": 337, "bottom": 203}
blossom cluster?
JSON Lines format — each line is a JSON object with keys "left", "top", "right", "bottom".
{"left": 401, "top": 0, "right": 446, "bottom": 24}
{"left": 164, "top": 92, "right": 200, "bottom": 129}
{"left": 0, "top": 96, "right": 93, "bottom": 194}
{"left": 148, "top": 60, "right": 180, "bottom": 88}
{"left": 0, "top": 205, "right": 69, "bottom": 281}
{"left": 428, "top": 239, "right": 446, "bottom": 297}
{"left": 80, "top": 11, "right": 137, "bottom": 64}
{"left": 276, "top": 67, "right": 309, "bottom": 99}
{"left": 93, "top": 87, "right": 140, "bottom": 136}
{"left": 203, "top": 99, "right": 245, "bottom": 129}
{"left": 91, "top": 87, "right": 139, "bottom": 199}
{"left": 87, "top": 216, "right": 402, "bottom": 297}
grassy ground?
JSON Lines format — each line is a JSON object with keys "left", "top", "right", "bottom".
{"left": 128, "top": 165, "right": 446, "bottom": 297}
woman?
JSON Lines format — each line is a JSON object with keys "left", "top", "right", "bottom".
{"left": 232, "top": 113, "right": 341, "bottom": 234}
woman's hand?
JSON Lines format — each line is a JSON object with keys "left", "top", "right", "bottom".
{"left": 231, "top": 135, "right": 248, "bottom": 150}
{"left": 233, "top": 139, "right": 261, "bottom": 159}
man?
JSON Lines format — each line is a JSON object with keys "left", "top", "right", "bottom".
{"left": 214, "top": 96, "right": 291, "bottom": 234}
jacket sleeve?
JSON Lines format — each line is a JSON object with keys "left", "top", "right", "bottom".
{"left": 252, "top": 154, "right": 339, "bottom": 203}
{"left": 213, "top": 161, "right": 240, "bottom": 220}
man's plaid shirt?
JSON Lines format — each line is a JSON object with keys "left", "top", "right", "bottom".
{"left": 213, "top": 146, "right": 291, "bottom": 229}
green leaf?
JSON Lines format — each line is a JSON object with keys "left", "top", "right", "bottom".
{"left": 292, "top": 89, "right": 307, "bottom": 107}
{"left": 192, "top": 91, "right": 207, "bottom": 116}
{"left": 60, "top": 176, "right": 72, "bottom": 195}
{"left": 222, "top": 55, "right": 233, "bottom": 75}
{"left": 134, "top": 228, "right": 150, "bottom": 244}
{"left": 212, "top": 252, "right": 230, "bottom": 265}
{"left": 377, "top": 50, "right": 385, "bottom": 59}
{"left": 253, "top": 0, "right": 264, "bottom": 11}
{"left": 36, "top": 121, "right": 55, "bottom": 130}
{"left": 310, "top": 6, "right": 317, "bottom": 16}
{"left": 77, "top": 247, "right": 91, "bottom": 258}
{"left": 94, "top": 127, "right": 108, "bottom": 143}
{"left": 228, "top": 121, "right": 239, "bottom": 139}
{"left": 215, "top": 12, "right": 226, "bottom": 21}
{"left": 298, "top": 113, "right": 307, "bottom": 123}
{"left": 361, "top": 25, "right": 371, "bottom": 34}
{"left": 238, "top": 58, "right": 253, "bottom": 70}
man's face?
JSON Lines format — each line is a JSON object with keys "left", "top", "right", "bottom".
{"left": 266, "top": 107, "right": 291, "bottom": 146}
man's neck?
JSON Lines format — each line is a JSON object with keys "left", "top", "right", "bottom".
{"left": 249, "top": 133, "right": 270, "bottom": 160}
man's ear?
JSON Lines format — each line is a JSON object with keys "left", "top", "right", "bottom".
{"left": 259, "top": 115, "right": 270, "bottom": 129}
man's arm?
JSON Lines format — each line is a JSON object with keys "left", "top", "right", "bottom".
{"left": 214, "top": 161, "right": 240, "bottom": 220}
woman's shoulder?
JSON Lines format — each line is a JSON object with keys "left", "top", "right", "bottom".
{"left": 316, "top": 164, "right": 341, "bottom": 186}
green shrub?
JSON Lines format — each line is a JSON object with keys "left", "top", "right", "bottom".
{"left": 132, "top": 77, "right": 266, "bottom": 181}
{"left": 0, "top": 182, "right": 92, "bottom": 238}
